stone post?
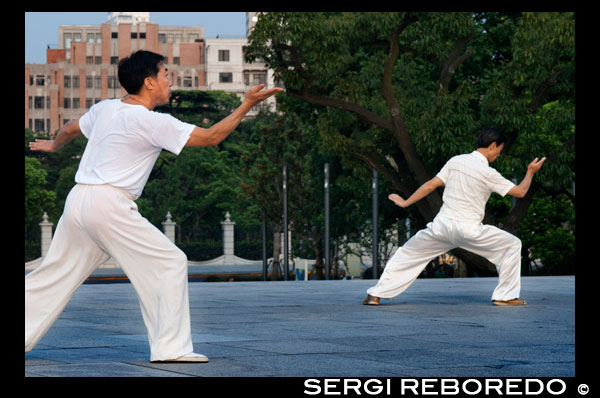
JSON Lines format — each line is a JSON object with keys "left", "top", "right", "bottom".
{"left": 221, "top": 211, "right": 235, "bottom": 264}
{"left": 39, "top": 212, "right": 53, "bottom": 258}
{"left": 162, "top": 211, "right": 176, "bottom": 243}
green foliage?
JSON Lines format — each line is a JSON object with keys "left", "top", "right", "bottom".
{"left": 519, "top": 196, "right": 575, "bottom": 275}
{"left": 25, "top": 155, "right": 56, "bottom": 260}
{"left": 24, "top": 13, "right": 575, "bottom": 275}
{"left": 246, "top": 12, "right": 575, "bottom": 274}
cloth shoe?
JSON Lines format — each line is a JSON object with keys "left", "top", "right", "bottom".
{"left": 362, "top": 295, "right": 380, "bottom": 305}
{"left": 492, "top": 298, "right": 526, "bottom": 306}
{"left": 151, "top": 352, "right": 209, "bottom": 363}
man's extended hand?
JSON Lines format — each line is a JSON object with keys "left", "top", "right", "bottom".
{"left": 388, "top": 193, "right": 408, "bottom": 208}
{"left": 243, "top": 84, "right": 284, "bottom": 107}
{"left": 527, "top": 157, "right": 546, "bottom": 175}
{"left": 29, "top": 139, "right": 57, "bottom": 153}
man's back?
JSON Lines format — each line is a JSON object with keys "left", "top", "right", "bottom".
{"left": 436, "top": 151, "right": 514, "bottom": 223}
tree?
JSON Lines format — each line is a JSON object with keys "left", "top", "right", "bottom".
{"left": 25, "top": 155, "right": 56, "bottom": 260}
{"left": 245, "top": 12, "right": 575, "bottom": 275}
{"left": 239, "top": 100, "right": 403, "bottom": 280}
{"left": 141, "top": 90, "right": 255, "bottom": 258}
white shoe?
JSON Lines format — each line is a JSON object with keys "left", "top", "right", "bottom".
{"left": 152, "top": 352, "right": 209, "bottom": 363}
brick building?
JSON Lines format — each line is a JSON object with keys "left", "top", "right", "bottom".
{"left": 25, "top": 12, "right": 276, "bottom": 135}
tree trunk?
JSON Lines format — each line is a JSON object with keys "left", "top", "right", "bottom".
{"left": 449, "top": 248, "right": 497, "bottom": 277}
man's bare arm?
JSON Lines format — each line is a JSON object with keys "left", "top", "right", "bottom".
{"left": 388, "top": 177, "right": 445, "bottom": 208}
{"left": 185, "top": 84, "right": 284, "bottom": 147}
{"left": 507, "top": 157, "right": 546, "bottom": 198}
{"left": 29, "top": 119, "right": 83, "bottom": 153}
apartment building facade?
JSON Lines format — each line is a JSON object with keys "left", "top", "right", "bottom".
{"left": 25, "top": 12, "right": 275, "bottom": 135}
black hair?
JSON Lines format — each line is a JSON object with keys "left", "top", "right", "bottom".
{"left": 477, "top": 127, "right": 506, "bottom": 148}
{"left": 118, "top": 50, "right": 165, "bottom": 94}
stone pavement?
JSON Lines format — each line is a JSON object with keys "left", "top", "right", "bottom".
{"left": 25, "top": 276, "right": 575, "bottom": 378}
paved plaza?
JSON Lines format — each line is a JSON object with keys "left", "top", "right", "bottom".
{"left": 24, "top": 275, "right": 576, "bottom": 379}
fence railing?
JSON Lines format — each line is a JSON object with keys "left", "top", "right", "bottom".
{"left": 25, "top": 211, "right": 262, "bottom": 271}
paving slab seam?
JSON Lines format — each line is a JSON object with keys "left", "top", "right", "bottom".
{"left": 120, "top": 361, "right": 201, "bottom": 377}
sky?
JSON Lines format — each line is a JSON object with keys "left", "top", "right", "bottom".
{"left": 25, "top": 12, "right": 247, "bottom": 64}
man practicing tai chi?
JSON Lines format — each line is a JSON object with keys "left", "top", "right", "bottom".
{"left": 363, "top": 127, "right": 545, "bottom": 306}
{"left": 26, "top": 50, "right": 283, "bottom": 362}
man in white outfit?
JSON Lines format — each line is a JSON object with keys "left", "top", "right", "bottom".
{"left": 26, "top": 50, "right": 283, "bottom": 362}
{"left": 363, "top": 127, "right": 545, "bottom": 307}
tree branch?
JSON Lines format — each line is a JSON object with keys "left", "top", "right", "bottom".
{"left": 380, "top": 14, "right": 443, "bottom": 216}
{"left": 351, "top": 151, "right": 413, "bottom": 195}
{"left": 439, "top": 30, "right": 476, "bottom": 93}
{"left": 503, "top": 132, "right": 575, "bottom": 234}
{"left": 286, "top": 89, "right": 393, "bottom": 131}
{"left": 528, "top": 69, "right": 563, "bottom": 112}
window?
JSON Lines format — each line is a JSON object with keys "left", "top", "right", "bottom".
{"left": 73, "top": 33, "right": 81, "bottom": 42}
{"left": 34, "top": 96, "right": 44, "bottom": 109}
{"left": 110, "top": 56, "right": 118, "bottom": 65}
{"left": 158, "top": 33, "right": 166, "bottom": 43}
{"left": 95, "top": 76, "right": 101, "bottom": 88}
{"left": 219, "top": 73, "right": 233, "bottom": 83}
{"left": 72, "top": 76, "right": 79, "bottom": 88}
{"left": 86, "top": 98, "right": 93, "bottom": 108}
{"left": 173, "top": 57, "right": 180, "bottom": 65}
{"left": 73, "top": 98, "right": 80, "bottom": 109}
{"left": 108, "top": 76, "right": 120, "bottom": 88}
{"left": 183, "top": 76, "right": 193, "bottom": 87}
{"left": 64, "top": 98, "right": 71, "bottom": 108}
{"left": 64, "top": 33, "right": 72, "bottom": 49}
{"left": 29, "top": 76, "right": 33, "bottom": 85}
{"left": 96, "top": 33, "right": 102, "bottom": 43}
{"left": 86, "top": 76, "right": 93, "bottom": 88}
{"left": 34, "top": 119, "right": 45, "bottom": 132}
{"left": 28, "top": 96, "right": 32, "bottom": 109}
{"left": 194, "top": 76, "right": 198, "bottom": 87}
{"left": 86, "top": 56, "right": 94, "bottom": 64}
{"left": 253, "top": 73, "right": 266, "bottom": 85}
{"left": 111, "top": 32, "right": 118, "bottom": 39}
{"left": 46, "top": 96, "right": 50, "bottom": 108}
{"left": 64, "top": 76, "right": 71, "bottom": 88}
{"left": 36, "top": 75, "right": 45, "bottom": 86}
{"left": 95, "top": 56, "right": 101, "bottom": 65}
{"left": 218, "top": 50, "right": 230, "bottom": 62}
{"left": 87, "top": 33, "right": 95, "bottom": 43}
{"left": 131, "top": 33, "right": 138, "bottom": 39}
{"left": 140, "top": 33, "right": 146, "bottom": 39}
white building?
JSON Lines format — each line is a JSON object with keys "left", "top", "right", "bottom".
{"left": 106, "top": 12, "right": 151, "bottom": 25}
{"left": 205, "top": 36, "right": 277, "bottom": 116}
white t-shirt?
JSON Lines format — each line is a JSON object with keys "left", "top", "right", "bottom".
{"left": 435, "top": 151, "right": 515, "bottom": 223}
{"left": 75, "top": 99, "right": 195, "bottom": 199}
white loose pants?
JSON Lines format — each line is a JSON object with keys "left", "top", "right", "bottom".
{"left": 367, "top": 216, "right": 522, "bottom": 302}
{"left": 25, "top": 184, "right": 194, "bottom": 361}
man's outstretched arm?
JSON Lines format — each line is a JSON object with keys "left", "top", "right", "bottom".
{"left": 388, "top": 177, "right": 444, "bottom": 208}
{"left": 507, "top": 157, "right": 546, "bottom": 198}
{"left": 185, "top": 84, "right": 284, "bottom": 147}
{"left": 29, "top": 119, "right": 83, "bottom": 153}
